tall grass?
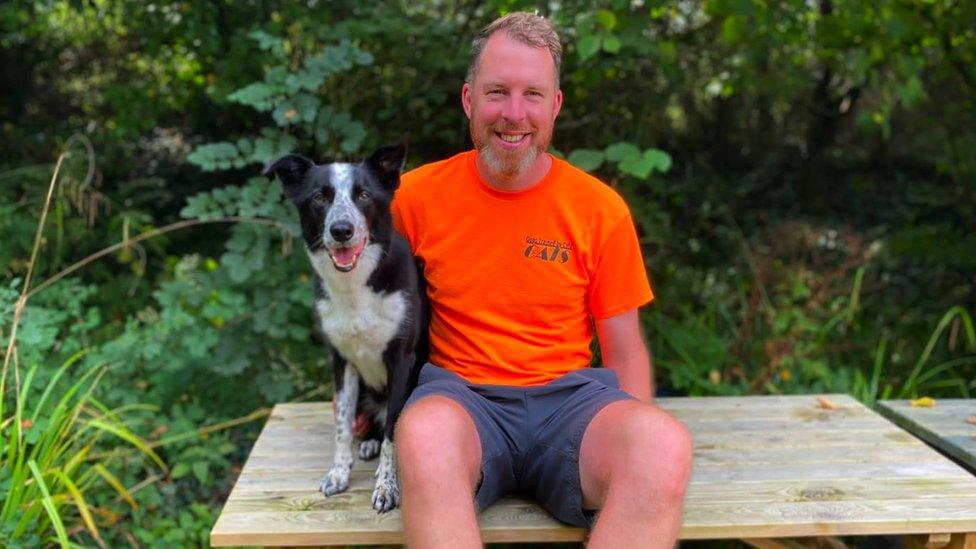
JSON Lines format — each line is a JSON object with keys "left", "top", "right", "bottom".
{"left": 0, "top": 145, "right": 168, "bottom": 547}
{"left": 851, "top": 306, "right": 976, "bottom": 404}
{"left": 1, "top": 353, "right": 166, "bottom": 547}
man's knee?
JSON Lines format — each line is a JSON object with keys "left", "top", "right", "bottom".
{"left": 618, "top": 405, "right": 693, "bottom": 499}
{"left": 395, "top": 395, "right": 482, "bottom": 485}
{"left": 588, "top": 402, "right": 692, "bottom": 505}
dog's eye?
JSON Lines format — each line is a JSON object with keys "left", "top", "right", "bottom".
{"left": 357, "top": 191, "right": 372, "bottom": 202}
{"left": 311, "top": 192, "right": 327, "bottom": 205}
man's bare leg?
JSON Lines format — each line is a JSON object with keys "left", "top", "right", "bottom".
{"left": 396, "top": 396, "right": 483, "bottom": 548}
{"left": 580, "top": 399, "right": 693, "bottom": 548}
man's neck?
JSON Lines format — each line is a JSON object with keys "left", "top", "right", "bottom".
{"left": 475, "top": 152, "right": 553, "bottom": 193}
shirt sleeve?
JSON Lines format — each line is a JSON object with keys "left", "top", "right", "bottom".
{"left": 586, "top": 213, "right": 654, "bottom": 319}
{"left": 391, "top": 187, "right": 416, "bottom": 251}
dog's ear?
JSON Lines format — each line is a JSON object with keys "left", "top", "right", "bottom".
{"left": 264, "top": 154, "right": 314, "bottom": 195}
{"left": 364, "top": 141, "right": 407, "bottom": 191}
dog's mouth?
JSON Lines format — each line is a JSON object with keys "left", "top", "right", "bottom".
{"left": 327, "top": 238, "right": 368, "bottom": 272}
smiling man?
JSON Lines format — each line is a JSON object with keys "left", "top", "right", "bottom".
{"left": 391, "top": 12, "right": 692, "bottom": 548}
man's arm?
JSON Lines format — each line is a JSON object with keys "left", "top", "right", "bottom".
{"left": 595, "top": 308, "right": 653, "bottom": 403}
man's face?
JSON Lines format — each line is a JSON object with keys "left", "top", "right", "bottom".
{"left": 462, "top": 32, "right": 563, "bottom": 180}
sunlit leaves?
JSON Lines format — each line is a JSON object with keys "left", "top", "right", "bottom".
{"left": 577, "top": 35, "right": 601, "bottom": 61}
{"left": 568, "top": 149, "right": 605, "bottom": 171}
{"left": 569, "top": 142, "right": 673, "bottom": 180}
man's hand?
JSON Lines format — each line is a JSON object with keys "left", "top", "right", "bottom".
{"left": 331, "top": 399, "right": 372, "bottom": 437}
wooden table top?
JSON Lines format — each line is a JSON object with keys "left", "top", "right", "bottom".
{"left": 211, "top": 395, "right": 976, "bottom": 546}
{"left": 878, "top": 399, "right": 976, "bottom": 473}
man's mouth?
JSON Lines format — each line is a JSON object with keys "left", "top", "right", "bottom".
{"left": 495, "top": 132, "right": 530, "bottom": 146}
{"left": 327, "top": 238, "right": 367, "bottom": 272}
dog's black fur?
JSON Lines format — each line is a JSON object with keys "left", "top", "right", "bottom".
{"left": 265, "top": 143, "right": 426, "bottom": 512}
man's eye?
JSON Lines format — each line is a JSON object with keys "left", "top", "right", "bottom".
{"left": 357, "top": 191, "right": 372, "bottom": 202}
{"left": 311, "top": 192, "right": 327, "bottom": 205}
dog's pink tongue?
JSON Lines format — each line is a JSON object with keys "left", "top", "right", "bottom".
{"left": 332, "top": 246, "right": 358, "bottom": 267}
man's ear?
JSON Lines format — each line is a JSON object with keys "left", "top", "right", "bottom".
{"left": 461, "top": 82, "right": 473, "bottom": 119}
{"left": 263, "top": 154, "right": 314, "bottom": 197}
{"left": 365, "top": 141, "right": 408, "bottom": 191}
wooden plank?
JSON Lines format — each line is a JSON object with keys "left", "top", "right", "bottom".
{"left": 212, "top": 395, "right": 976, "bottom": 546}
{"left": 878, "top": 399, "right": 976, "bottom": 472}
{"left": 221, "top": 477, "right": 976, "bottom": 514}
{"left": 213, "top": 496, "right": 976, "bottom": 546}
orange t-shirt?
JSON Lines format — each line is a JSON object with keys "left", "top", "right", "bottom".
{"left": 392, "top": 151, "right": 653, "bottom": 386}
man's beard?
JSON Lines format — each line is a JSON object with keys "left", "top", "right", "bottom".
{"left": 471, "top": 121, "right": 549, "bottom": 179}
{"left": 479, "top": 140, "right": 538, "bottom": 178}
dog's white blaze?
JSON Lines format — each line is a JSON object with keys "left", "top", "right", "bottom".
{"left": 311, "top": 243, "right": 405, "bottom": 390}
{"left": 324, "top": 163, "right": 368, "bottom": 248}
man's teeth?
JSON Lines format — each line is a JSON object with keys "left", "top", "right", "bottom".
{"left": 499, "top": 133, "right": 526, "bottom": 143}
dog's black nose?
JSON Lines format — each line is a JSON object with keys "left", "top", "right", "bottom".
{"left": 330, "top": 221, "right": 354, "bottom": 242}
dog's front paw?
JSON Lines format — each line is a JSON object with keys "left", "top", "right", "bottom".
{"left": 371, "top": 475, "right": 401, "bottom": 513}
{"left": 359, "top": 439, "right": 381, "bottom": 460}
{"left": 320, "top": 465, "right": 351, "bottom": 497}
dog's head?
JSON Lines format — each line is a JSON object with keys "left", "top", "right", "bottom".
{"left": 265, "top": 143, "right": 407, "bottom": 273}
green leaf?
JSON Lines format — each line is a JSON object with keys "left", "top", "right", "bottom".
{"left": 228, "top": 82, "right": 281, "bottom": 111}
{"left": 248, "top": 30, "right": 286, "bottom": 59}
{"left": 618, "top": 148, "right": 672, "bottom": 179}
{"left": 643, "top": 148, "right": 673, "bottom": 173}
{"left": 602, "top": 36, "right": 622, "bottom": 54}
{"left": 27, "top": 461, "right": 70, "bottom": 548}
{"left": 272, "top": 100, "right": 297, "bottom": 126}
{"left": 567, "top": 149, "right": 605, "bottom": 171}
{"left": 186, "top": 142, "right": 244, "bottom": 172}
{"left": 294, "top": 94, "right": 320, "bottom": 123}
{"left": 578, "top": 35, "right": 601, "bottom": 61}
{"left": 171, "top": 462, "right": 189, "bottom": 479}
{"left": 191, "top": 462, "right": 209, "bottom": 483}
{"left": 605, "top": 142, "right": 641, "bottom": 162}
{"left": 597, "top": 10, "right": 617, "bottom": 31}
{"left": 339, "top": 121, "right": 367, "bottom": 154}
{"left": 721, "top": 16, "right": 745, "bottom": 43}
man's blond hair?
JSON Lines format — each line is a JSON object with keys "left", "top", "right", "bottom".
{"left": 466, "top": 12, "right": 562, "bottom": 87}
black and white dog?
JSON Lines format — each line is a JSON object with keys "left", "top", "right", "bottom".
{"left": 264, "top": 143, "right": 426, "bottom": 512}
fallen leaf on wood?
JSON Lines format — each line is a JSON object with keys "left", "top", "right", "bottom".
{"left": 909, "top": 397, "right": 936, "bottom": 408}
{"left": 816, "top": 397, "right": 839, "bottom": 410}
{"left": 966, "top": 416, "right": 976, "bottom": 426}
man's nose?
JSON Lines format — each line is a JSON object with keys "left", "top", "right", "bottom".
{"left": 501, "top": 95, "right": 526, "bottom": 121}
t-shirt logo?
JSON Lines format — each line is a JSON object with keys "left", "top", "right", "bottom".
{"left": 523, "top": 236, "right": 572, "bottom": 263}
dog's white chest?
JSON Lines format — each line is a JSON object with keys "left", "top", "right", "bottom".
{"left": 316, "top": 287, "right": 406, "bottom": 389}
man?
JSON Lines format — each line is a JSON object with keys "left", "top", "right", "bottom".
{"left": 391, "top": 12, "right": 692, "bottom": 548}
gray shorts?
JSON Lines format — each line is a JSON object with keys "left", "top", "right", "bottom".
{"left": 404, "top": 362, "right": 634, "bottom": 527}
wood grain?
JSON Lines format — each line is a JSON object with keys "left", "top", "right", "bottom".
{"left": 211, "top": 395, "right": 976, "bottom": 546}
{"left": 878, "top": 400, "right": 976, "bottom": 472}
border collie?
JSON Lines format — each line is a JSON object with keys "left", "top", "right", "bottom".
{"left": 264, "top": 143, "right": 426, "bottom": 512}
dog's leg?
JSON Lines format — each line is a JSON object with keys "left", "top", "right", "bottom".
{"left": 370, "top": 351, "right": 420, "bottom": 512}
{"left": 358, "top": 418, "right": 383, "bottom": 460}
{"left": 357, "top": 388, "right": 383, "bottom": 460}
{"left": 371, "top": 437, "right": 400, "bottom": 512}
{"left": 321, "top": 359, "right": 358, "bottom": 497}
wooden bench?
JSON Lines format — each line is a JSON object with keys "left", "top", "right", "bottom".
{"left": 878, "top": 399, "right": 976, "bottom": 474}
{"left": 211, "top": 395, "right": 976, "bottom": 547}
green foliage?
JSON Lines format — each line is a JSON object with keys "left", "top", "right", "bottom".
{"left": 568, "top": 142, "right": 672, "bottom": 180}
{"left": 3, "top": 1, "right": 976, "bottom": 545}
{"left": 0, "top": 356, "right": 164, "bottom": 547}
{"left": 91, "top": 177, "right": 323, "bottom": 414}
{"left": 187, "top": 35, "right": 373, "bottom": 172}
